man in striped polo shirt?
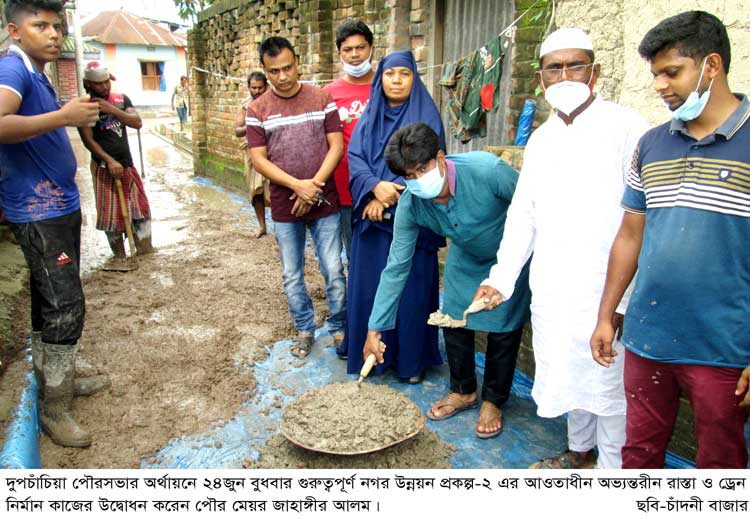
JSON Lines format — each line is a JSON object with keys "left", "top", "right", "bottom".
{"left": 591, "top": 11, "right": 750, "bottom": 468}
{"left": 247, "top": 37, "right": 346, "bottom": 359}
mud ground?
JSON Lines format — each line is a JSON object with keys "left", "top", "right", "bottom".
{"left": 43, "top": 194, "right": 299, "bottom": 467}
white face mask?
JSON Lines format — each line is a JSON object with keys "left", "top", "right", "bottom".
{"left": 342, "top": 49, "right": 373, "bottom": 78}
{"left": 543, "top": 77, "right": 593, "bottom": 116}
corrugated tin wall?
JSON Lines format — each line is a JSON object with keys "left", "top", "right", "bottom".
{"left": 440, "top": 0, "right": 515, "bottom": 154}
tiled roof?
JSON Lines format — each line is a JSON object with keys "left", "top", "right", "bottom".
{"left": 82, "top": 10, "right": 187, "bottom": 47}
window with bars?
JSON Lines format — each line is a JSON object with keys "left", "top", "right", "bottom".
{"left": 141, "top": 62, "right": 163, "bottom": 91}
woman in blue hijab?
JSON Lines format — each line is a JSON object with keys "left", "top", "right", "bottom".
{"left": 341, "top": 50, "right": 446, "bottom": 383}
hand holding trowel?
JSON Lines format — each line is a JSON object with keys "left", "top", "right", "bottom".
{"left": 427, "top": 285, "right": 504, "bottom": 328}
{"left": 358, "top": 340, "right": 386, "bottom": 387}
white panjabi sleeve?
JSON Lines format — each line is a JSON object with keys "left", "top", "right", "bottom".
{"left": 481, "top": 141, "right": 538, "bottom": 300}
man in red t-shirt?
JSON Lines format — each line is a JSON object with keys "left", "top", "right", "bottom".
{"left": 323, "top": 21, "right": 374, "bottom": 261}
{"left": 247, "top": 37, "right": 346, "bottom": 359}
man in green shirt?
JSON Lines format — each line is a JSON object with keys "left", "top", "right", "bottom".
{"left": 363, "top": 123, "right": 530, "bottom": 438}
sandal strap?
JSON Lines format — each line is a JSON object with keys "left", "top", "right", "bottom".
{"left": 478, "top": 405, "right": 502, "bottom": 424}
{"left": 435, "top": 393, "right": 476, "bottom": 413}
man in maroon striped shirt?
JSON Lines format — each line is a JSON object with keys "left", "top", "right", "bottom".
{"left": 247, "top": 37, "right": 346, "bottom": 359}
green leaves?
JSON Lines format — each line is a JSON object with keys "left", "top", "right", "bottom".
{"left": 174, "top": 0, "right": 214, "bottom": 21}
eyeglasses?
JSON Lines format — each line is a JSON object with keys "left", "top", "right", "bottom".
{"left": 540, "top": 63, "right": 594, "bottom": 83}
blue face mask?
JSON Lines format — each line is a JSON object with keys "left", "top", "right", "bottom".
{"left": 405, "top": 163, "right": 445, "bottom": 199}
{"left": 671, "top": 58, "right": 714, "bottom": 122}
{"left": 342, "top": 49, "right": 373, "bottom": 78}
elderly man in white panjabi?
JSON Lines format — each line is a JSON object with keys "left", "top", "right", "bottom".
{"left": 474, "top": 28, "right": 649, "bottom": 469}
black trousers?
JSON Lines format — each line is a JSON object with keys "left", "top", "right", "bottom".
{"left": 10, "top": 210, "right": 85, "bottom": 345}
{"left": 443, "top": 327, "right": 523, "bottom": 407}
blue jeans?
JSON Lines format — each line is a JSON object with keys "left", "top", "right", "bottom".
{"left": 176, "top": 105, "right": 187, "bottom": 123}
{"left": 273, "top": 212, "right": 347, "bottom": 335}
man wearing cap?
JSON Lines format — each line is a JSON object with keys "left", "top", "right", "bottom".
{"left": 79, "top": 62, "right": 152, "bottom": 269}
{"left": 474, "top": 28, "right": 649, "bottom": 468}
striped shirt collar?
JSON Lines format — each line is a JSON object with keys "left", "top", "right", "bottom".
{"left": 669, "top": 93, "right": 750, "bottom": 140}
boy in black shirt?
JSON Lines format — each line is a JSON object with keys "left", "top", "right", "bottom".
{"left": 79, "top": 63, "right": 152, "bottom": 270}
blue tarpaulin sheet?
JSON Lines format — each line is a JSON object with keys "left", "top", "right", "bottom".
{"left": 145, "top": 330, "right": 571, "bottom": 469}
{"left": 0, "top": 369, "right": 42, "bottom": 469}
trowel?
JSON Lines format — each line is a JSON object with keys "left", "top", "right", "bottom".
{"left": 357, "top": 342, "right": 384, "bottom": 387}
{"left": 427, "top": 298, "right": 491, "bottom": 328}
{"left": 462, "top": 298, "right": 489, "bottom": 321}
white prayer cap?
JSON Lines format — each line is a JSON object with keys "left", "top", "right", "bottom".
{"left": 539, "top": 28, "right": 593, "bottom": 58}
{"left": 84, "top": 61, "right": 116, "bottom": 82}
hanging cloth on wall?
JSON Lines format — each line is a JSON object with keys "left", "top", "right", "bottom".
{"left": 158, "top": 62, "right": 167, "bottom": 92}
{"left": 440, "top": 36, "right": 504, "bottom": 143}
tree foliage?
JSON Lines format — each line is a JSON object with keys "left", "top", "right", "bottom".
{"left": 173, "top": 0, "right": 214, "bottom": 21}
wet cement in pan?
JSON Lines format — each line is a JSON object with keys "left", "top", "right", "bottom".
{"left": 280, "top": 382, "right": 424, "bottom": 454}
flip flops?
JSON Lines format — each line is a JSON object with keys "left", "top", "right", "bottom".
{"left": 475, "top": 404, "right": 503, "bottom": 439}
{"left": 428, "top": 395, "right": 504, "bottom": 439}
{"left": 290, "top": 335, "right": 314, "bottom": 359}
{"left": 426, "top": 393, "right": 478, "bottom": 421}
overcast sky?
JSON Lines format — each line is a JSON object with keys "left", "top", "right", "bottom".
{"left": 77, "top": 0, "right": 192, "bottom": 27}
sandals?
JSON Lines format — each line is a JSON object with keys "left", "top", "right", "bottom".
{"left": 476, "top": 403, "right": 503, "bottom": 439}
{"left": 426, "top": 393, "right": 478, "bottom": 421}
{"left": 290, "top": 335, "right": 314, "bottom": 359}
{"left": 528, "top": 449, "right": 597, "bottom": 469}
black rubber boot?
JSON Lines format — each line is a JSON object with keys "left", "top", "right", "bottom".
{"left": 31, "top": 331, "right": 45, "bottom": 399}
{"left": 74, "top": 375, "right": 111, "bottom": 396}
{"left": 32, "top": 332, "right": 111, "bottom": 397}
{"left": 40, "top": 342, "right": 91, "bottom": 448}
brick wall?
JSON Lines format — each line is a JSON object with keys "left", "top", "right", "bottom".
{"left": 190, "top": 1, "right": 559, "bottom": 183}
{"left": 506, "top": 0, "right": 552, "bottom": 142}
{"left": 56, "top": 58, "right": 79, "bottom": 104}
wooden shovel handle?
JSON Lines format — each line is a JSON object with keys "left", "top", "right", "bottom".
{"left": 115, "top": 178, "right": 137, "bottom": 256}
